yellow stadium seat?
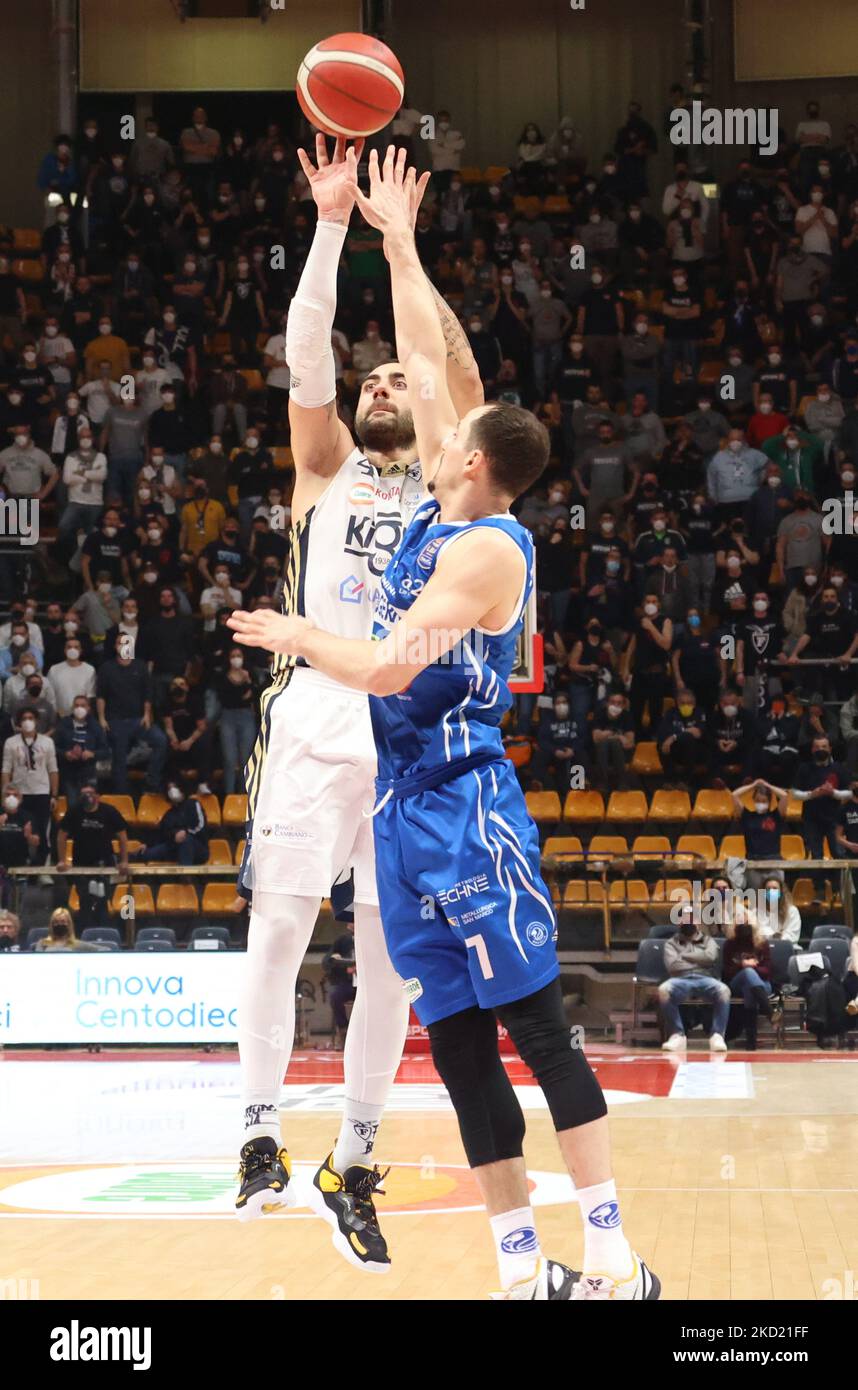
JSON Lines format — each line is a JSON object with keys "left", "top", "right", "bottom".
{"left": 238, "top": 369, "right": 264, "bottom": 393}
{"left": 796, "top": 394, "right": 815, "bottom": 420}
{"left": 791, "top": 878, "right": 815, "bottom": 909}
{"left": 194, "top": 793, "right": 221, "bottom": 826}
{"left": 222, "top": 794, "right": 248, "bottom": 827}
{"left": 563, "top": 790, "right": 605, "bottom": 822}
{"left": 542, "top": 836, "right": 584, "bottom": 863}
{"left": 632, "top": 834, "right": 671, "bottom": 861}
{"left": 652, "top": 879, "right": 693, "bottom": 903}
{"left": 718, "top": 834, "right": 746, "bottom": 860}
{"left": 201, "top": 882, "right": 242, "bottom": 913}
{"left": 674, "top": 834, "right": 717, "bottom": 862}
{"left": 113, "top": 838, "right": 144, "bottom": 856}
{"left": 483, "top": 165, "right": 510, "bottom": 184}
{"left": 587, "top": 835, "right": 628, "bottom": 863}
{"left": 13, "top": 228, "right": 41, "bottom": 251}
{"left": 234, "top": 838, "right": 247, "bottom": 865}
{"left": 13, "top": 259, "right": 43, "bottom": 282}
{"left": 630, "top": 741, "right": 663, "bottom": 775}
{"left": 52, "top": 796, "right": 67, "bottom": 823}
{"left": 606, "top": 791, "right": 648, "bottom": 823}
{"left": 785, "top": 795, "right": 803, "bottom": 821}
{"left": 67, "top": 885, "right": 80, "bottom": 911}
{"left": 156, "top": 883, "right": 200, "bottom": 915}
{"left": 563, "top": 880, "right": 606, "bottom": 905}
{"left": 210, "top": 331, "right": 231, "bottom": 356}
{"left": 458, "top": 166, "right": 483, "bottom": 184}
{"left": 692, "top": 789, "right": 734, "bottom": 821}
{"left": 100, "top": 794, "right": 137, "bottom": 825}
{"left": 207, "top": 839, "right": 233, "bottom": 865}
{"left": 108, "top": 883, "right": 155, "bottom": 916}
{"left": 780, "top": 834, "right": 806, "bottom": 861}
{"left": 543, "top": 194, "right": 572, "bottom": 214}
{"left": 504, "top": 737, "right": 533, "bottom": 769}
{"left": 608, "top": 879, "right": 650, "bottom": 904}
{"left": 136, "top": 793, "right": 169, "bottom": 828}
{"left": 697, "top": 358, "right": 725, "bottom": 385}
{"left": 648, "top": 790, "right": 692, "bottom": 822}
{"left": 525, "top": 791, "right": 562, "bottom": 824}
{"left": 271, "top": 446, "right": 294, "bottom": 471}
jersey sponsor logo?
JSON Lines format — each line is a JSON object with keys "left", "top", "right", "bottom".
{"left": 402, "top": 977, "right": 423, "bottom": 1002}
{"left": 526, "top": 921, "right": 550, "bottom": 948}
{"left": 349, "top": 482, "right": 375, "bottom": 506}
{"left": 588, "top": 1199, "right": 621, "bottom": 1230}
{"left": 344, "top": 512, "right": 404, "bottom": 576}
{"left": 416, "top": 535, "right": 445, "bottom": 573}
{"left": 437, "top": 873, "right": 490, "bottom": 907}
{"left": 500, "top": 1226, "right": 539, "bottom": 1255}
{"left": 258, "top": 822, "right": 314, "bottom": 843}
{"left": 460, "top": 902, "right": 496, "bottom": 925}
{"left": 339, "top": 575, "right": 365, "bottom": 604}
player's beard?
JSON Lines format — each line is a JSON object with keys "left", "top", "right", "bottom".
{"left": 355, "top": 404, "right": 416, "bottom": 454}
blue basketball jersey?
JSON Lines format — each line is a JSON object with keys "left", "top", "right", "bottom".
{"left": 369, "top": 498, "right": 534, "bottom": 783}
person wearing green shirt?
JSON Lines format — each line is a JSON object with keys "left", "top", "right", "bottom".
{"left": 762, "top": 424, "right": 822, "bottom": 494}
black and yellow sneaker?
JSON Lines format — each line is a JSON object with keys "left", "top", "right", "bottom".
{"left": 235, "top": 1137, "right": 293, "bottom": 1222}
{"left": 307, "top": 1151, "right": 391, "bottom": 1273}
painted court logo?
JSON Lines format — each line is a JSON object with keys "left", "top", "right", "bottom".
{"left": 588, "top": 1200, "right": 621, "bottom": 1230}
{"left": 500, "top": 1226, "right": 539, "bottom": 1254}
{"left": 526, "top": 921, "right": 550, "bottom": 948}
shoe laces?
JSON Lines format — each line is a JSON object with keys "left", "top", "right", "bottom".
{"left": 347, "top": 1164, "right": 390, "bottom": 1222}
{"left": 239, "top": 1144, "right": 280, "bottom": 1181}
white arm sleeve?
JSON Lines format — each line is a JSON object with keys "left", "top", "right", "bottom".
{"left": 285, "top": 219, "right": 348, "bottom": 410}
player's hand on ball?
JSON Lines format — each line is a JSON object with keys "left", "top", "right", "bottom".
{"left": 297, "top": 134, "right": 366, "bottom": 222}
{"left": 350, "top": 145, "right": 430, "bottom": 241}
{"left": 227, "top": 608, "right": 313, "bottom": 656}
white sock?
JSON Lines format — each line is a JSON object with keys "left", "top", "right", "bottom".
{"left": 577, "top": 1179, "right": 633, "bottom": 1278}
{"left": 331, "top": 903, "right": 410, "bottom": 1172}
{"left": 489, "top": 1207, "right": 541, "bottom": 1290}
{"left": 238, "top": 890, "right": 319, "bottom": 1148}
{"left": 332, "top": 1098, "right": 384, "bottom": 1172}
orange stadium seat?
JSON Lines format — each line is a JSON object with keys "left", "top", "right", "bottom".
{"left": 234, "top": 838, "right": 246, "bottom": 865}
{"left": 652, "top": 879, "right": 693, "bottom": 903}
{"left": 630, "top": 742, "right": 663, "bottom": 775}
{"left": 108, "top": 883, "right": 155, "bottom": 917}
{"left": 791, "top": 878, "right": 816, "bottom": 909}
{"left": 563, "top": 790, "right": 605, "bottom": 822}
{"left": 692, "top": 789, "right": 734, "bottom": 821}
{"left": 136, "top": 794, "right": 170, "bottom": 828}
{"left": 648, "top": 790, "right": 692, "bottom": 822}
{"left": 606, "top": 791, "right": 648, "bottom": 823}
{"left": 563, "top": 880, "right": 606, "bottom": 905}
{"left": 674, "top": 835, "right": 717, "bottom": 863}
{"left": 632, "top": 834, "right": 671, "bottom": 861}
{"left": 222, "top": 795, "right": 248, "bottom": 827}
{"left": 207, "top": 839, "right": 233, "bottom": 865}
{"left": 156, "top": 883, "right": 200, "bottom": 915}
{"left": 12, "top": 228, "right": 41, "bottom": 251}
{"left": 194, "top": 793, "right": 221, "bottom": 826}
{"left": 52, "top": 796, "right": 67, "bottom": 823}
{"left": 542, "top": 836, "right": 584, "bottom": 864}
{"left": 201, "top": 882, "right": 243, "bottom": 914}
{"left": 587, "top": 835, "right": 628, "bottom": 863}
{"left": 780, "top": 834, "right": 807, "bottom": 861}
{"left": 608, "top": 879, "right": 650, "bottom": 904}
{"left": 718, "top": 835, "right": 746, "bottom": 860}
{"left": 100, "top": 794, "right": 137, "bottom": 825}
{"left": 525, "top": 791, "right": 561, "bottom": 824}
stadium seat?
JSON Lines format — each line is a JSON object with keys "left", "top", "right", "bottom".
{"left": 542, "top": 836, "right": 583, "bottom": 863}
{"left": 785, "top": 795, "right": 804, "bottom": 821}
{"left": 648, "top": 790, "right": 691, "bottom": 822}
{"left": 525, "top": 791, "right": 561, "bottom": 824}
{"left": 136, "top": 793, "right": 170, "bottom": 828}
{"left": 543, "top": 194, "right": 571, "bottom": 214}
{"left": 630, "top": 741, "right": 663, "bottom": 775}
{"left": 189, "top": 925, "right": 232, "bottom": 950}
{"left": 13, "top": 258, "right": 43, "bottom": 281}
{"left": 26, "top": 926, "right": 49, "bottom": 949}
{"left": 779, "top": 834, "right": 807, "bottom": 861}
{"left": 651, "top": 879, "right": 693, "bottom": 903}
{"left": 674, "top": 834, "right": 717, "bottom": 863}
{"left": 587, "top": 835, "right": 628, "bottom": 863}
{"left": 606, "top": 791, "right": 648, "bottom": 823}
{"left": 563, "top": 790, "right": 605, "bottom": 822}
{"left": 458, "top": 165, "right": 483, "bottom": 183}
{"left": 114, "top": 838, "right": 144, "bottom": 856}
{"left": 608, "top": 879, "right": 650, "bottom": 903}
{"left": 108, "top": 883, "right": 155, "bottom": 916}
{"left": 483, "top": 165, "right": 510, "bottom": 184}
{"left": 504, "top": 737, "right": 533, "bottom": 768}
{"left": 811, "top": 923, "right": 853, "bottom": 941}
{"left": 791, "top": 878, "right": 816, "bottom": 910}
{"left": 222, "top": 794, "right": 248, "bottom": 827}
{"left": 271, "top": 446, "right": 294, "bottom": 470}
{"left": 718, "top": 834, "right": 746, "bottom": 859}
{"left": 238, "top": 368, "right": 264, "bottom": 393}
{"left": 67, "top": 885, "right": 80, "bottom": 911}
{"left": 632, "top": 834, "right": 671, "bottom": 861}
{"left": 194, "top": 793, "right": 221, "bottom": 826}
{"left": 100, "top": 794, "right": 137, "bottom": 825}
{"left": 563, "top": 880, "right": 606, "bottom": 905}
{"left": 201, "top": 882, "right": 243, "bottom": 914}
{"left": 12, "top": 227, "right": 41, "bottom": 251}
{"left": 52, "top": 796, "right": 67, "bottom": 823}
{"left": 692, "top": 789, "right": 734, "bottom": 821}
{"left": 156, "top": 883, "right": 200, "bottom": 915}
{"left": 81, "top": 927, "right": 122, "bottom": 949}
{"left": 135, "top": 926, "right": 176, "bottom": 947}
{"left": 206, "top": 839, "right": 233, "bottom": 865}
{"left": 234, "top": 838, "right": 247, "bottom": 865}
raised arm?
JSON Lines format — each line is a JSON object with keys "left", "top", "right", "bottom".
{"left": 352, "top": 146, "right": 455, "bottom": 474}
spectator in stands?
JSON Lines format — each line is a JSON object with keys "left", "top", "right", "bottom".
{"left": 1, "top": 707, "right": 57, "bottom": 864}
{"left": 840, "top": 684, "right": 858, "bottom": 774}
{"left": 95, "top": 632, "right": 167, "bottom": 793}
{"left": 707, "top": 429, "right": 768, "bottom": 522}
{"left": 590, "top": 690, "right": 633, "bottom": 790}
{"left": 34, "top": 906, "right": 99, "bottom": 953}
{"left": 187, "top": 435, "right": 230, "bottom": 507}
{"left": 755, "top": 874, "right": 801, "bottom": 944}
{"left": 148, "top": 382, "right": 192, "bottom": 481}
{"left": 657, "top": 687, "right": 706, "bottom": 782}
{"left": 527, "top": 691, "right": 589, "bottom": 794}
{"left": 789, "top": 583, "right": 858, "bottom": 702}
{"left": 54, "top": 695, "right": 109, "bottom": 805}
{"left": 427, "top": 109, "right": 465, "bottom": 193}
{"left": 710, "top": 688, "right": 755, "bottom": 786}
{"left": 179, "top": 106, "right": 221, "bottom": 208}
{"left": 8, "top": 668, "right": 55, "bottom": 734}
{"left": 179, "top": 479, "right": 227, "bottom": 562}
{"left": 56, "top": 780, "right": 128, "bottom": 927}
{"left": 722, "top": 912, "right": 775, "bottom": 1049}
{"left": 162, "top": 676, "right": 213, "bottom": 793}
{"left": 0, "top": 784, "right": 38, "bottom": 891}
{"left": 659, "top": 910, "right": 729, "bottom": 1052}
{"left": 566, "top": 619, "right": 615, "bottom": 725}
{"left": 216, "top": 647, "right": 257, "bottom": 796}
{"left": 793, "top": 734, "right": 850, "bottom": 858}
{"left": 137, "top": 586, "right": 194, "bottom": 707}
{"left": 732, "top": 778, "right": 788, "bottom": 858}
{"left": 796, "top": 690, "right": 839, "bottom": 758}
{"left": 623, "top": 594, "right": 673, "bottom": 736}
{"left": 133, "top": 780, "right": 209, "bottom": 865}
{"left": 57, "top": 425, "right": 107, "bottom": 551}
{"left": 324, "top": 925, "right": 357, "bottom": 1049}
{"left": 0, "top": 910, "right": 22, "bottom": 951}
{"left": 684, "top": 394, "right": 730, "bottom": 460}
{"left": 747, "top": 391, "right": 789, "bottom": 450}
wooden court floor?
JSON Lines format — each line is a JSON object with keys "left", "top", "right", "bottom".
{"left": 2, "top": 1051, "right": 857, "bottom": 1301}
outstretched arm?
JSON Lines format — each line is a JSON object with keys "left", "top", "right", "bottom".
{"left": 351, "top": 146, "right": 457, "bottom": 474}
{"left": 227, "top": 527, "right": 524, "bottom": 697}
{"left": 427, "top": 277, "right": 484, "bottom": 417}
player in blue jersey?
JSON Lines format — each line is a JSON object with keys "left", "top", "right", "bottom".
{"left": 229, "top": 147, "right": 659, "bottom": 1303}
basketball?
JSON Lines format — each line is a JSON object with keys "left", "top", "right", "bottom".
{"left": 296, "top": 32, "right": 404, "bottom": 139}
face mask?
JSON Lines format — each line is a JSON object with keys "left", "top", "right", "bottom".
{"left": 570, "top": 343, "right": 583, "bottom": 355}
{"left": 606, "top": 559, "right": 621, "bottom": 576}
{"left": 811, "top": 192, "right": 823, "bottom": 204}
{"left": 4, "top": 796, "right": 20, "bottom": 812}
{"left": 151, "top": 456, "right": 165, "bottom": 469}
{"left": 634, "top": 322, "right": 648, "bottom": 335}
{"left": 245, "top": 437, "right": 259, "bottom": 450}
{"left": 66, "top": 645, "right": 82, "bottom": 661}
{"left": 97, "top": 582, "right": 111, "bottom": 595}
{"left": 103, "top": 526, "right": 117, "bottom": 539}
{"left": 20, "top": 661, "right": 36, "bottom": 678}
{"left": 678, "top": 704, "right": 694, "bottom": 718}
{"left": 767, "top": 476, "right": 780, "bottom": 489}
{"left": 20, "top": 719, "right": 36, "bottom": 734}
{"left": 210, "top": 442, "right": 222, "bottom": 456}
{"left": 811, "top": 316, "right": 825, "bottom": 328}
{"left": 653, "top": 521, "right": 666, "bottom": 535}
{"left": 8, "top": 393, "right": 22, "bottom": 406}
{"left": 540, "top": 289, "right": 551, "bottom": 299}
{"left": 680, "top": 208, "right": 692, "bottom": 220}
{"left": 99, "top": 325, "right": 112, "bottom": 336}
{"left": 753, "top": 601, "right": 768, "bottom": 615}
{"left": 805, "top": 574, "right": 817, "bottom": 586}
{"left": 73, "top": 706, "right": 88, "bottom": 722}
{"left": 687, "top": 613, "right": 700, "bottom": 626}
{"left": 44, "top": 323, "right": 60, "bottom": 338}
{"left": 600, "top": 520, "right": 615, "bottom": 534}
{"left": 644, "top": 603, "right": 658, "bottom": 617}
{"left": 832, "top": 575, "right": 845, "bottom": 589}
{"left": 501, "top": 274, "right": 514, "bottom": 286}
{"left": 147, "top": 527, "right": 161, "bottom": 543}
{"left": 786, "top": 437, "right": 799, "bottom": 450}
{"left": 607, "top": 705, "right": 622, "bottom": 719}
{"left": 759, "top": 402, "right": 772, "bottom": 415}
{"left": 230, "top": 656, "right": 244, "bottom": 670}
{"left": 814, "top": 750, "right": 829, "bottom": 763}
{"left": 10, "top": 634, "right": 25, "bottom": 648}
{"left": 723, "top": 705, "right": 738, "bottom": 718}
{"left": 143, "top": 571, "right": 157, "bottom": 584}
{"left": 555, "top": 704, "right": 569, "bottom": 719}
{"left": 728, "top": 357, "right": 742, "bottom": 368}
{"left": 629, "top": 209, "right": 642, "bottom": 222}
{"left": 728, "top": 439, "right": 743, "bottom": 453}
{"left": 727, "top": 558, "right": 741, "bottom": 572}
{"left": 183, "top": 263, "right": 196, "bottom": 276}
{"left": 164, "top": 312, "right": 176, "bottom": 324}
{"left": 591, "top": 274, "right": 603, "bottom": 286}
{"left": 697, "top": 401, "right": 711, "bottom": 412}
{"left": 755, "top": 801, "right": 770, "bottom": 814}
{"left": 673, "top": 279, "right": 686, "bottom": 290}
{"left": 215, "top": 573, "right": 230, "bottom": 587}
{"left": 167, "top": 787, "right": 183, "bottom": 803}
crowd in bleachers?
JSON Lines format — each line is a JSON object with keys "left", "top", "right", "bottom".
{"left": 1, "top": 92, "right": 858, "bottom": 970}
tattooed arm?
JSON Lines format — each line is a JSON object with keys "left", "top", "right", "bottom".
{"left": 426, "top": 277, "right": 485, "bottom": 417}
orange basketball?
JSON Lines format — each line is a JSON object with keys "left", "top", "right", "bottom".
{"left": 296, "top": 32, "right": 404, "bottom": 139}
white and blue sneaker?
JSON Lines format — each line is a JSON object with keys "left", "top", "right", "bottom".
{"left": 572, "top": 1251, "right": 661, "bottom": 1300}
{"left": 492, "top": 1257, "right": 581, "bottom": 1300}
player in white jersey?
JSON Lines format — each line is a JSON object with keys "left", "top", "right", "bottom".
{"left": 234, "top": 136, "right": 483, "bottom": 1273}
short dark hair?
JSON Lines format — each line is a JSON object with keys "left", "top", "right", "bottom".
{"left": 467, "top": 403, "right": 549, "bottom": 498}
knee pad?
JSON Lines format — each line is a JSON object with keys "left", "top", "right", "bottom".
{"left": 497, "top": 979, "right": 607, "bottom": 1133}
{"left": 428, "top": 1007, "right": 525, "bottom": 1168}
